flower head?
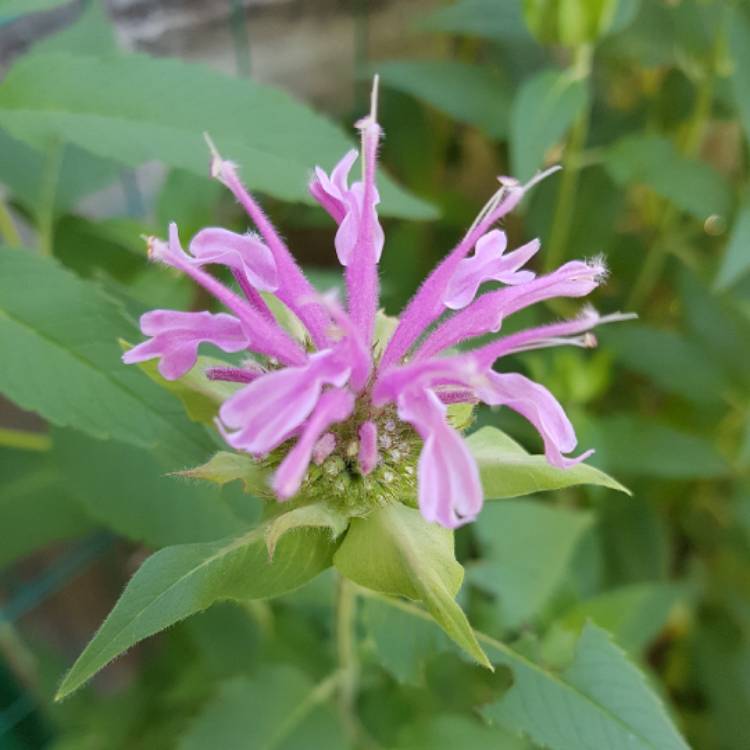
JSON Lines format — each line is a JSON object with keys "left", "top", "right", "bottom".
{"left": 124, "top": 79, "right": 632, "bottom": 528}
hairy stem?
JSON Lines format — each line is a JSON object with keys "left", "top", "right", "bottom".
{"left": 336, "top": 575, "right": 359, "bottom": 741}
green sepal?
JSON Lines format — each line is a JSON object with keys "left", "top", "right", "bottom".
{"left": 177, "top": 451, "right": 268, "bottom": 496}
{"left": 333, "top": 502, "right": 491, "bottom": 669}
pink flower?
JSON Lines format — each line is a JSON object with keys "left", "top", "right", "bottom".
{"left": 124, "top": 79, "right": 632, "bottom": 528}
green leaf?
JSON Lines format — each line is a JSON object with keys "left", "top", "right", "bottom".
{"left": 601, "top": 324, "right": 727, "bottom": 404}
{"left": 466, "top": 426, "right": 629, "bottom": 498}
{"left": 364, "top": 596, "right": 690, "bottom": 750}
{"left": 486, "top": 622, "right": 691, "bottom": 750}
{"left": 0, "top": 248, "right": 215, "bottom": 463}
{"left": 419, "top": 0, "right": 534, "bottom": 42}
{"left": 546, "top": 582, "right": 687, "bottom": 655}
{"left": 362, "top": 595, "right": 454, "bottom": 683}
{"left": 583, "top": 414, "right": 730, "bottom": 479}
{"left": 0, "top": 128, "right": 120, "bottom": 217}
{"left": 178, "top": 451, "right": 267, "bottom": 495}
{"left": 715, "top": 201, "right": 750, "bottom": 290}
{"left": 396, "top": 715, "right": 532, "bottom": 750}
{"left": 0, "top": 0, "right": 69, "bottom": 16}
{"left": 0, "top": 448, "right": 95, "bottom": 569}
{"left": 604, "top": 134, "right": 731, "bottom": 220}
{"left": 56, "top": 522, "right": 337, "bottom": 699}
{"left": 122, "top": 341, "right": 239, "bottom": 426}
{"left": 53, "top": 429, "right": 253, "bottom": 547}
{"left": 334, "top": 503, "right": 490, "bottom": 668}
{"left": 510, "top": 68, "right": 588, "bottom": 180}
{"left": 377, "top": 60, "right": 512, "bottom": 139}
{"left": 0, "top": 53, "right": 433, "bottom": 219}
{"left": 728, "top": 6, "right": 750, "bottom": 144}
{"left": 469, "top": 499, "right": 593, "bottom": 629}
{"left": 28, "top": 0, "right": 117, "bottom": 58}
{"left": 179, "top": 669, "right": 346, "bottom": 750}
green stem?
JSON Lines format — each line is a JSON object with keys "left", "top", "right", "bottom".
{"left": 336, "top": 575, "right": 359, "bottom": 741}
{"left": 0, "top": 197, "right": 21, "bottom": 247}
{"left": 543, "top": 45, "right": 593, "bottom": 273}
{"left": 38, "top": 140, "right": 63, "bottom": 256}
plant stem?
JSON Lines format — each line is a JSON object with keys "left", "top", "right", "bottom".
{"left": 0, "top": 198, "right": 21, "bottom": 247}
{"left": 336, "top": 575, "right": 359, "bottom": 741}
{"left": 543, "top": 45, "right": 593, "bottom": 273}
{"left": 38, "top": 140, "right": 63, "bottom": 256}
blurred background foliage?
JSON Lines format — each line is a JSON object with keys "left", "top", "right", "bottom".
{"left": 0, "top": 0, "right": 749, "bottom": 748}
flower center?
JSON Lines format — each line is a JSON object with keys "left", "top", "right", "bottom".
{"left": 267, "top": 401, "right": 420, "bottom": 515}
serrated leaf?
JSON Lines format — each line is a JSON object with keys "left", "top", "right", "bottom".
{"left": 604, "top": 134, "right": 731, "bottom": 220}
{"left": 469, "top": 499, "right": 593, "bottom": 629}
{"left": 179, "top": 668, "right": 346, "bottom": 750}
{"left": 466, "top": 426, "right": 629, "bottom": 498}
{"left": 0, "top": 53, "right": 433, "bottom": 219}
{"left": 0, "top": 248, "right": 214, "bottom": 464}
{"left": 377, "top": 60, "right": 512, "bottom": 139}
{"left": 510, "top": 68, "right": 588, "bottom": 180}
{"left": 364, "top": 596, "right": 690, "bottom": 750}
{"left": 56, "top": 522, "right": 337, "bottom": 699}
{"left": 333, "top": 503, "right": 490, "bottom": 668}
{"left": 486, "top": 622, "right": 691, "bottom": 750}
{"left": 179, "top": 451, "right": 267, "bottom": 495}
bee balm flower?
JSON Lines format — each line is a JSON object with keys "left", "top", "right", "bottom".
{"left": 124, "top": 79, "right": 631, "bottom": 528}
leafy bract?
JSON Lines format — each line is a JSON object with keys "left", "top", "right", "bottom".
{"left": 56, "top": 522, "right": 337, "bottom": 699}
{"left": 178, "top": 669, "right": 346, "bottom": 750}
{"left": 333, "top": 503, "right": 490, "bottom": 668}
{"left": 466, "top": 426, "right": 628, "bottom": 498}
{"left": 0, "top": 248, "right": 214, "bottom": 464}
{"left": 178, "top": 451, "right": 267, "bottom": 495}
{"left": 510, "top": 68, "right": 588, "bottom": 180}
{"left": 377, "top": 60, "right": 512, "bottom": 139}
{"left": 0, "top": 53, "right": 432, "bottom": 219}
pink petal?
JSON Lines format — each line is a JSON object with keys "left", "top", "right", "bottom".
{"left": 358, "top": 421, "right": 378, "bottom": 475}
{"left": 443, "top": 231, "right": 540, "bottom": 310}
{"left": 273, "top": 388, "right": 355, "bottom": 499}
{"left": 397, "top": 388, "right": 483, "bottom": 528}
{"left": 190, "top": 228, "right": 279, "bottom": 292}
{"left": 477, "top": 371, "right": 593, "bottom": 468}
{"left": 309, "top": 148, "right": 359, "bottom": 223}
{"left": 218, "top": 350, "right": 351, "bottom": 454}
{"left": 313, "top": 433, "right": 337, "bottom": 465}
{"left": 206, "top": 137, "right": 332, "bottom": 349}
{"left": 122, "top": 310, "right": 248, "bottom": 380}
{"left": 416, "top": 259, "right": 607, "bottom": 360}
{"left": 150, "top": 225, "right": 307, "bottom": 366}
{"left": 380, "top": 167, "right": 559, "bottom": 370}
